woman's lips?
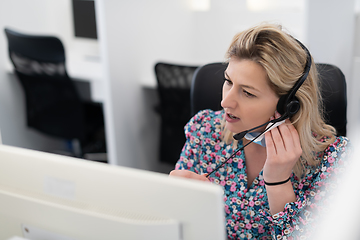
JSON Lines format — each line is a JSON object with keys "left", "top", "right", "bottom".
{"left": 225, "top": 113, "right": 240, "bottom": 123}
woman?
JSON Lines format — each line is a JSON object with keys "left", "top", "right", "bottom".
{"left": 170, "top": 23, "right": 350, "bottom": 239}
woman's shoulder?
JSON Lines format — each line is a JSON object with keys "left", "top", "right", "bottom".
{"left": 323, "top": 135, "right": 350, "bottom": 154}
{"left": 299, "top": 136, "right": 351, "bottom": 188}
{"left": 316, "top": 135, "right": 350, "bottom": 167}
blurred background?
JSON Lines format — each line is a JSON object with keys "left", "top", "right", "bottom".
{"left": 0, "top": 0, "right": 359, "bottom": 174}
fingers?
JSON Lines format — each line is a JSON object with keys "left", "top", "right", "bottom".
{"left": 287, "top": 120, "right": 301, "bottom": 151}
{"left": 268, "top": 122, "right": 286, "bottom": 153}
{"left": 285, "top": 120, "right": 302, "bottom": 157}
{"left": 272, "top": 113, "right": 299, "bottom": 151}
{"left": 278, "top": 118, "right": 302, "bottom": 155}
{"left": 265, "top": 131, "right": 276, "bottom": 155}
{"left": 169, "top": 170, "right": 210, "bottom": 182}
{"left": 263, "top": 112, "right": 302, "bottom": 183}
{"left": 266, "top": 112, "right": 302, "bottom": 160}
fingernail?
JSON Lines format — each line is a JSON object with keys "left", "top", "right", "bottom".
{"left": 275, "top": 111, "right": 281, "bottom": 118}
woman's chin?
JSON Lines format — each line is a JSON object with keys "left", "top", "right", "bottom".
{"left": 225, "top": 123, "right": 242, "bottom": 134}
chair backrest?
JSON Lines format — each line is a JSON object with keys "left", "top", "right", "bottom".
{"left": 155, "top": 62, "right": 198, "bottom": 89}
{"left": 190, "top": 62, "right": 347, "bottom": 136}
{"left": 316, "top": 63, "right": 347, "bottom": 136}
{"left": 190, "top": 62, "right": 226, "bottom": 116}
{"left": 155, "top": 62, "right": 199, "bottom": 122}
{"left": 154, "top": 62, "right": 199, "bottom": 164}
{"left": 4, "top": 28, "right": 85, "bottom": 140}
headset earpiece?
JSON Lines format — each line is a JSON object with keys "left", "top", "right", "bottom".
{"left": 276, "top": 95, "right": 300, "bottom": 117}
{"left": 286, "top": 99, "right": 300, "bottom": 116}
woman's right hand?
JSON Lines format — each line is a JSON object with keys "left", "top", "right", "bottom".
{"left": 169, "top": 170, "right": 210, "bottom": 182}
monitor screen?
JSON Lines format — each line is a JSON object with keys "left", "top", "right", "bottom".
{"left": 0, "top": 145, "right": 226, "bottom": 240}
{"left": 72, "top": 0, "right": 98, "bottom": 39}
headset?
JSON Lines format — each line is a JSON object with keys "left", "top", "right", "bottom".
{"left": 275, "top": 39, "right": 312, "bottom": 120}
{"left": 207, "top": 38, "right": 312, "bottom": 177}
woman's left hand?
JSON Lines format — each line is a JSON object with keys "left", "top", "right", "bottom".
{"left": 262, "top": 111, "right": 302, "bottom": 183}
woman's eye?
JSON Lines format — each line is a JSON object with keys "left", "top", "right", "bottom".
{"left": 224, "top": 78, "right": 232, "bottom": 85}
{"left": 243, "top": 90, "right": 255, "bottom": 97}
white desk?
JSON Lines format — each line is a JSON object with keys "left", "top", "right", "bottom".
{"left": 66, "top": 52, "right": 105, "bottom": 102}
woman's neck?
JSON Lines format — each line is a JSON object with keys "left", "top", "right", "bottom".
{"left": 243, "top": 140, "right": 267, "bottom": 188}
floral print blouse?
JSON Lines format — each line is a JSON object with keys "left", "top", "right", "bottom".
{"left": 175, "top": 110, "right": 350, "bottom": 240}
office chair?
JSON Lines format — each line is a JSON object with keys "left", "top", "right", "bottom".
{"left": 317, "top": 63, "right": 347, "bottom": 136}
{"left": 154, "top": 62, "right": 199, "bottom": 164}
{"left": 4, "top": 28, "right": 107, "bottom": 161}
{"left": 190, "top": 62, "right": 226, "bottom": 116}
{"left": 190, "top": 62, "right": 347, "bottom": 136}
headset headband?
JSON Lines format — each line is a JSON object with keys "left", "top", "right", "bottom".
{"left": 285, "top": 39, "right": 312, "bottom": 104}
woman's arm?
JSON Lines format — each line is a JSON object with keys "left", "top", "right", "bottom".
{"left": 263, "top": 133, "right": 350, "bottom": 238}
{"left": 169, "top": 169, "right": 209, "bottom": 182}
{"left": 265, "top": 180, "right": 296, "bottom": 215}
{"left": 263, "top": 112, "right": 302, "bottom": 215}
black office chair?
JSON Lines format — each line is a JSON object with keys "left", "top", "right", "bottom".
{"left": 191, "top": 62, "right": 347, "bottom": 136}
{"left": 154, "top": 62, "right": 199, "bottom": 164}
{"left": 190, "top": 62, "right": 226, "bottom": 116}
{"left": 317, "top": 63, "right": 347, "bottom": 136}
{"left": 4, "top": 27, "right": 107, "bottom": 160}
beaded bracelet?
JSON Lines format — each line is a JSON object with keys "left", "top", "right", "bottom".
{"left": 264, "top": 176, "right": 291, "bottom": 186}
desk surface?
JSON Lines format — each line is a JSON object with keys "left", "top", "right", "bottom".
{"left": 66, "top": 52, "right": 103, "bottom": 82}
{"left": 67, "top": 52, "right": 105, "bottom": 102}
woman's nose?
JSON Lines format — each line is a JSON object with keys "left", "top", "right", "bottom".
{"left": 221, "top": 87, "right": 237, "bottom": 109}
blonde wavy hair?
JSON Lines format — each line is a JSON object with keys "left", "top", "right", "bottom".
{"left": 222, "top": 23, "right": 336, "bottom": 178}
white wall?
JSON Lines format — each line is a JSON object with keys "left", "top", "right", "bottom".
{"left": 189, "top": 0, "right": 307, "bottom": 64}
{"left": 350, "top": 10, "right": 360, "bottom": 135}
{"left": 306, "top": 0, "right": 356, "bottom": 138}
{"left": 306, "top": 0, "right": 355, "bottom": 78}
{"left": 137, "top": 0, "right": 307, "bottom": 87}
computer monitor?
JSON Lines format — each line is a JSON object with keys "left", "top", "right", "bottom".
{"left": 0, "top": 145, "right": 226, "bottom": 240}
{"left": 72, "top": 0, "right": 98, "bottom": 39}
